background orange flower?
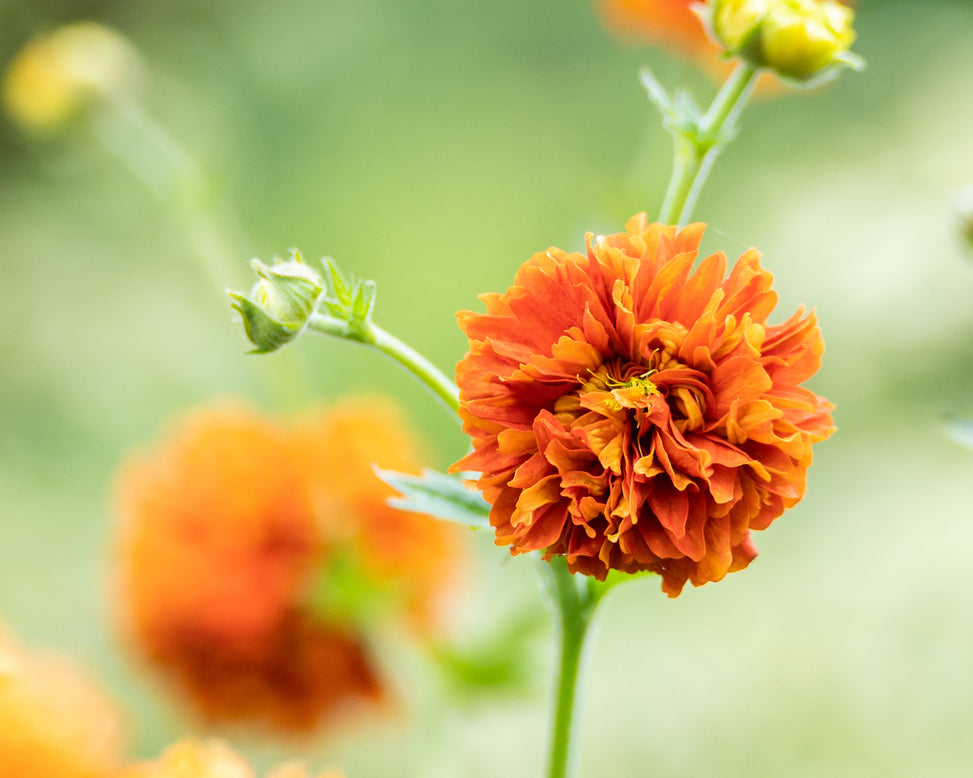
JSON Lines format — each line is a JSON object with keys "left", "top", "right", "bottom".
{"left": 114, "top": 399, "right": 462, "bottom": 732}
{"left": 114, "top": 405, "right": 382, "bottom": 733}
{"left": 0, "top": 628, "right": 124, "bottom": 778}
{"left": 454, "top": 215, "right": 834, "bottom": 596}
{"left": 598, "top": 0, "right": 716, "bottom": 59}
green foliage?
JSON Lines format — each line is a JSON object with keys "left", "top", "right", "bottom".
{"left": 375, "top": 467, "right": 491, "bottom": 530}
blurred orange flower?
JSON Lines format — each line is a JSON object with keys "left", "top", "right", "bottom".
{"left": 122, "top": 738, "right": 343, "bottom": 778}
{"left": 598, "top": 0, "right": 715, "bottom": 60}
{"left": 0, "top": 627, "right": 124, "bottom": 778}
{"left": 453, "top": 215, "right": 834, "bottom": 596}
{"left": 115, "top": 399, "right": 461, "bottom": 733}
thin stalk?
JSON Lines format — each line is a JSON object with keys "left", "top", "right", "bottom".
{"left": 544, "top": 557, "right": 603, "bottom": 778}
{"left": 91, "top": 98, "right": 248, "bottom": 289}
{"left": 306, "top": 312, "right": 460, "bottom": 416}
{"left": 91, "top": 97, "right": 312, "bottom": 409}
{"left": 657, "top": 62, "right": 759, "bottom": 226}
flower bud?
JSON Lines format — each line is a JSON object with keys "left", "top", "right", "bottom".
{"left": 710, "top": 0, "right": 859, "bottom": 81}
{"left": 760, "top": 0, "right": 855, "bottom": 78}
{"left": 2, "top": 22, "right": 140, "bottom": 131}
{"left": 228, "top": 252, "right": 323, "bottom": 353}
{"left": 712, "top": 0, "right": 771, "bottom": 54}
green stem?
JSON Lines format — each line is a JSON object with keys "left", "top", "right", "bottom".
{"left": 657, "top": 63, "right": 759, "bottom": 226}
{"left": 544, "top": 557, "right": 603, "bottom": 778}
{"left": 91, "top": 98, "right": 248, "bottom": 290}
{"left": 306, "top": 312, "right": 460, "bottom": 416}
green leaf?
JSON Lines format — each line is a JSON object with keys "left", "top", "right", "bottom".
{"left": 640, "top": 67, "right": 675, "bottom": 118}
{"left": 374, "top": 467, "right": 491, "bottom": 530}
{"left": 322, "top": 256, "right": 352, "bottom": 307}
{"left": 641, "top": 68, "right": 698, "bottom": 137}
{"left": 352, "top": 278, "right": 377, "bottom": 324}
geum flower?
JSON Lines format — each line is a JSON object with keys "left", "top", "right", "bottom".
{"left": 453, "top": 215, "right": 833, "bottom": 596}
{"left": 114, "top": 399, "right": 462, "bottom": 733}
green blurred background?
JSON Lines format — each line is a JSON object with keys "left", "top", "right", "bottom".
{"left": 2, "top": 0, "right": 973, "bottom": 775}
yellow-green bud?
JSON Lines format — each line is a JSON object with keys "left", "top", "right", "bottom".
{"left": 710, "top": 0, "right": 859, "bottom": 81}
{"left": 761, "top": 0, "right": 855, "bottom": 78}
{"left": 2, "top": 22, "right": 140, "bottom": 131}
{"left": 713, "top": 0, "right": 771, "bottom": 53}
{"left": 228, "top": 252, "right": 323, "bottom": 353}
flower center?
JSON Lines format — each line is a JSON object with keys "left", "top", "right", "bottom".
{"left": 578, "top": 363, "right": 660, "bottom": 413}
{"left": 577, "top": 349, "right": 709, "bottom": 432}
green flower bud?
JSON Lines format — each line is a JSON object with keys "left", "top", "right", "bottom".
{"left": 227, "top": 251, "right": 323, "bottom": 353}
{"left": 710, "top": 0, "right": 860, "bottom": 81}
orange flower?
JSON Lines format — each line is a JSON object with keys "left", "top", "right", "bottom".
{"left": 0, "top": 627, "right": 124, "bottom": 778}
{"left": 115, "top": 405, "right": 382, "bottom": 733}
{"left": 453, "top": 215, "right": 834, "bottom": 596}
{"left": 122, "top": 738, "right": 343, "bottom": 778}
{"left": 114, "top": 399, "right": 461, "bottom": 732}
{"left": 598, "top": 0, "right": 715, "bottom": 60}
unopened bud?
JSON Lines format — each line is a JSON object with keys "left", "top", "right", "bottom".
{"left": 760, "top": 0, "right": 855, "bottom": 78}
{"left": 712, "top": 0, "right": 770, "bottom": 53}
{"left": 710, "top": 0, "right": 860, "bottom": 81}
{"left": 228, "top": 251, "right": 323, "bottom": 353}
{"left": 2, "top": 22, "right": 140, "bottom": 131}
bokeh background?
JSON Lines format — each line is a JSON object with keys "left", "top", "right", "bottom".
{"left": 2, "top": 0, "right": 973, "bottom": 775}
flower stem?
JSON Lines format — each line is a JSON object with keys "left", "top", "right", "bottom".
{"left": 657, "top": 62, "right": 759, "bottom": 226}
{"left": 91, "top": 97, "right": 249, "bottom": 290}
{"left": 544, "top": 557, "right": 603, "bottom": 778}
{"left": 306, "top": 312, "right": 460, "bottom": 416}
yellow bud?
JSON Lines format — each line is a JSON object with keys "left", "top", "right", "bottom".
{"left": 760, "top": 0, "right": 856, "bottom": 79}
{"left": 2, "top": 22, "right": 139, "bottom": 131}
{"left": 707, "top": 0, "right": 859, "bottom": 81}
{"left": 712, "top": 0, "right": 771, "bottom": 53}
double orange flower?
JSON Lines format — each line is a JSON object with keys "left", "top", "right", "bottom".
{"left": 114, "top": 398, "right": 463, "bottom": 733}
{"left": 454, "top": 216, "right": 834, "bottom": 596}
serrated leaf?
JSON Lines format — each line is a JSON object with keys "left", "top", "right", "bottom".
{"left": 375, "top": 467, "right": 491, "bottom": 529}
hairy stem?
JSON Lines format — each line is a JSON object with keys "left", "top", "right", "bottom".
{"left": 305, "top": 313, "right": 460, "bottom": 416}
{"left": 657, "top": 63, "right": 759, "bottom": 226}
